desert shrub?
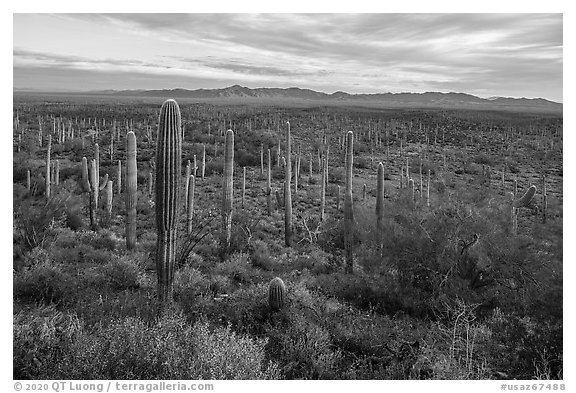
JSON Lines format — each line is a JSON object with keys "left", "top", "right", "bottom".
{"left": 174, "top": 265, "right": 211, "bottom": 300}
{"left": 192, "top": 320, "right": 280, "bottom": 379}
{"left": 354, "top": 156, "right": 371, "bottom": 169}
{"left": 328, "top": 167, "right": 345, "bottom": 184}
{"left": 214, "top": 253, "right": 254, "bottom": 285}
{"left": 205, "top": 161, "right": 224, "bottom": 176}
{"left": 100, "top": 256, "right": 142, "bottom": 290}
{"left": 266, "top": 310, "right": 341, "bottom": 379}
{"left": 235, "top": 148, "right": 259, "bottom": 167}
{"left": 473, "top": 153, "right": 494, "bottom": 166}
{"left": 249, "top": 239, "right": 274, "bottom": 271}
{"left": 13, "top": 183, "right": 29, "bottom": 202}
{"left": 15, "top": 306, "right": 280, "bottom": 379}
{"left": 14, "top": 195, "right": 69, "bottom": 251}
{"left": 13, "top": 307, "right": 83, "bottom": 379}
{"left": 14, "top": 261, "right": 77, "bottom": 305}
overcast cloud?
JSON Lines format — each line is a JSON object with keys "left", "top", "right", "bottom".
{"left": 13, "top": 13, "right": 563, "bottom": 102}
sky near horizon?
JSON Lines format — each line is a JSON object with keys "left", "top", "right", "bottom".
{"left": 13, "top": 13, "right": 563, "bottom": 102}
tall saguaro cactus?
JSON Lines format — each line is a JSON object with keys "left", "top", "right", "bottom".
{"left": 267, "top": 149, "right": 272, "bottom": 216}
{"left": 376, "top": 162, "right": 385, "bottom": 234}
{"left": 155, "top": 99, "right": 182, "bottom": 308}
{"left": 320, "top": 157, "right": 326, "bottom": 221}
{"left": 45, "top": 135, "right": 51, "bottom": 199}
{"left": 285, "top": 121, "right": 293, "bottom": 247}
{"left": 125, "top": 131, "right": 138, "bottom": 250}
{"left": 222, "top": 129, "right": 234, "bottom": 251}
{"left": 187, "top": 175, "right": 195, "bottom": 234}
{"left": 344, "top": 131, "right": 354, "bottom": 273}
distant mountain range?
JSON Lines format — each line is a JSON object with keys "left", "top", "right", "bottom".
{"left": 16, "top": 85, "right": 563, "bottom": 113}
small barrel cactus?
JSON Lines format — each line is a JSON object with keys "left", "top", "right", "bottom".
{"left": 268, "top": 277, "right": 286, "bottom": 311}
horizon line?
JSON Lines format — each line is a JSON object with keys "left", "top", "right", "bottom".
{"left": 12, "top": 85, "right": 563, "bottom": 104}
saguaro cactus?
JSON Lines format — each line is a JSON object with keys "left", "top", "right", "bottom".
{"left": 54, "top": 160, "right": 60, "bottom": 186}
{"left": 105, "top": 180, "right": 113, "bottom": 222}
{"left": 344, "top": 131, "right": 354, "bottom": 273}
{"left": 201, "top": 144, "right": 206, "bottom": 180}
{"left": 222, "top": 129, "right": 234, "bottom": 250}
{"left": 242, "top": 166, "right": 246, "bottom": 208}
{"left": 260, "top": 143, "right": 264, "bottom": 175}
{"left": 267, "top": 149, "right": 272, "bottom": 215}
{"left": 125, "top": 131, "right": 138, "bottom": 250}
{"left": 268, "top": 277, "right": 286, "bottom": 311}
{"left": 155, "top": 99, "right": 182, "bottom": 308}
{"left": 320, "top": 157, "right": 326, "bottom": 221}
{"left": 187, "top": 175, "right": 195, "bottom": 235}
{"left": 427, "top": 169, "right": 431, "bottom": 207}
{"left": 46, "top": 135, "right": 51, "bottom": 199}
{"left": 285, "top": 121, "right": 293, "bottom": 247}
{"left": 26, "top": 169, "right": 31, "bottom": 193}
{"left": 376, "top": 162, "right": 384, "bottom": 234}
{"left": 117, "top": 160, "right": 122, "bottom": 195}
{"left": 542, "top": 175, "right": 547, "bottom": 224}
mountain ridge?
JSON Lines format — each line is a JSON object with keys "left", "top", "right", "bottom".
{"left": 14, "top": 85, "right": 562, "bottom": 113}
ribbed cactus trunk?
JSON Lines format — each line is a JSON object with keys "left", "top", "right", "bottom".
{"left": 201, "top": 144, "right": 206, "bottom": 180}
{"left": 26, "top": 169, "right": 31, "bottom": 193}
{"left": 45, "top": 135, "right": 51, "bottom": 199}
{"left": 267, "top": 149, "right": 272, "bottom": 216}
{"left": 344, "top": 131, "right": 354, "bottom": 273}
{"left": 409, "top": 178, "right": 415, "bottom": 208}
{"left": 242, "top": 166, "right": 246, "bottom": 209}
{"left": 320, "top": 157, "right": 326, "bottom": 221}
{"left": 117, "top": 160, "right": 122, "bottom": 195}
{"left": 185, "top": 160, "right": 191, "bottom": 209}
{"left": 362, "top": 184, "right": 367, "bottom": 201}
{"left": 187, "top": 175, "right": 195, "bottom": 235}
{"left": 285, "top": 121, "right": 293, "bottom": 247}
{"left": 89, "top": 159, "right": 99, "bottom": 230}
{"left": 155, "top": 99, "right": 182, "bottom": 309}
{"left": 105, "top": 180, "right": 113, "bottom": 222}
{"left": 222, "top": 129, "right": 234, "bottom": 251}
{"left": 427, "top": 169, "right": 431, "bottom": 207}
{"left": 309, "top": 153, "right": 313, "bottom": 184}
{"left": 542, "top": 174, "right": 547, "bottom": 224}
{"left": 376, "top": 162, "right": 384, "bottom": 240}
{"left": 54, "top": 160, "right": 60, "bottom": 186}
{"left": 95, "top": 143, "right": 100, "bottom": 190}
{"left": 260, "top": 143, "right": 264, "bottom": 176}
{"left": 277, "top": 139, "right": 281, "bottom": 169}
{"left": 125, "top": 131, "right": 137, "bottom": 250}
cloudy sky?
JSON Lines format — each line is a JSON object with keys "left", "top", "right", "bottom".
{"left": 13, "top": 13, "right": 563, "bottom": 102}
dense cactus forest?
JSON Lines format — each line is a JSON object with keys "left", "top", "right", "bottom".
{"left": 13, "top": 94, "right": 563, "bottom": 380}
